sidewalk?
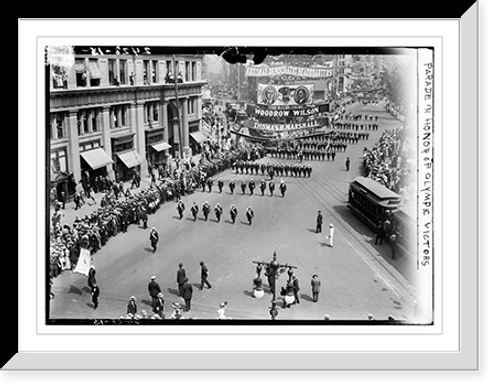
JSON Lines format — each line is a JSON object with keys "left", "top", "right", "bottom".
{"left": 52, "top": 177, "right": 154, "bottom": 228}
{"left": 53, "top": 154, "right": 206, "bottom": 228}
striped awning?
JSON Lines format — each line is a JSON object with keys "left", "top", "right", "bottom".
{"left": 151, "top": 141, "right": 171, "bottom": 152}
{"left": 80, "top": 148, "right": 113, "bottom": 170}
{"left": 117, "top": 150, "right": 144, "bottom": 169}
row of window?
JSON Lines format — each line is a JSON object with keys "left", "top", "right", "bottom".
{"left": 349, "top": 189, "right": 378, "bottom": 218}
{"left": 51, "top": 57, "right": 199, "bottom": 90}
{"left": 49, "top": 98, "right": 199, "bottom": 140}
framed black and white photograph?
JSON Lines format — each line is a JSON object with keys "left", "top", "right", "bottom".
{"left": 11, "top": 11, "right": 480, "bottom": 375}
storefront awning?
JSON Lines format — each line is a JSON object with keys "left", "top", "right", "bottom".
{"left": 151, "top": 141, "right": 171, "bottom": 152}
{"left": 117, "top": 150, "right": 144, "bottom": 169}
{"left": 189, "top": 131, "right": 208, "bottom": 144}
{"left": 80, "top": 148, "right": 113, "bottom": 170}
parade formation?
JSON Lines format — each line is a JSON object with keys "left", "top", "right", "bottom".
{"left": 48, "top": 50, "right": 420, "bottom": 324}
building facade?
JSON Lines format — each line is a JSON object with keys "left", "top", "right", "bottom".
{"left": 334, "top": 54, "right": 385, "bottom": 98}
{"left": 49, "top": 47, "right": 206, "bottom": 200}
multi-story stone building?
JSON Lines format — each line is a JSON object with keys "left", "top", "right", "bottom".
{"left": 49, "top": 46, "right": 206, "bottom": 200}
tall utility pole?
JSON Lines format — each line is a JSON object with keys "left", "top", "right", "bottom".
{"left": 173, "top": 55, "right": 183, "bottom": 159}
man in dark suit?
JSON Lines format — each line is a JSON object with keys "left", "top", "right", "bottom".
{"left": 91, "top": 284, "right": 100, "bottom": 309}
{"left": 87, "top": 266, "right": 97, "bottom": 290}
{"left": 200, "top": 261, "right": 212, "bottom": 290}
{"left": 191, "top": 201, "right": 199, "bottom": 221}
{"left": 316, "top": 211, "right": 323, "bottom": 233}
{"left": 202, "top": 201, "right": 211, "bottom": 221}
{"left": 246, "top": 206, "right": 254, "bottom": 225}
{"left": 248, "top": 179, "right": 255, "bottom": 195}
{"left": 310, "top": 274, "right": 321, "bottom": 303}
{"left": 260, "top": 163, "right": 266, "bottom": 176}
{"left": 375, "top": 220, "right": 384, "bottom": 245}
{"left": 268, "top": 180, "right": 275, "bottom": 196}
{"left": 181, "top": 277, "right": 193, "bottom": 311}
{"left": 177, "top": 263, "right": 187, "bottom": 297}
{"left": 268, "top": 165, "right": 275, "bottom": 181}
{"left": 292, "top": 275, "right": 300, "bottom": 304}
{"left": 149, "top": 227, "right": 159, "bottom": 252}
{"left": 230, "top": 204, "right": 238, "bottom": 224}
{"left": 259, "top": 179, "right": 266, "bottom": 196}
{"left": 207, "top": 177, "right": 214, "bottom": 192}
{"left": 177, "top": 199, "right": 185, "bottom": 220}
{"left": 214, "top": 203, "right": 223, "bottom": 223}
{"left": 148, "top": 276, "right": 161, "bottom": 311}
{"left": 279, "top": 180, "right": 287, "bottom": 197}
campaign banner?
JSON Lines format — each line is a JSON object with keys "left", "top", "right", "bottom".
{"left": 246, "top": 65, "right": 333, "bottom": 78}
{"left": 244, "top": 117, "right": 328, "bottom": 133}
{"left": 258, "top": 83, "right": 314, "bottom": 106}
{"left": 247, "top": 103, "right": 329, "bottom": 118}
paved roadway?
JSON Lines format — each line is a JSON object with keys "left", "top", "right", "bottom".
{"left": 50, "top": 102, "right": 419, "bottom": 322}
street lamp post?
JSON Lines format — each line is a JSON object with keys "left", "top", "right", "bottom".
{"left": 252, "top": 251, "right": 297, "bottom": 320}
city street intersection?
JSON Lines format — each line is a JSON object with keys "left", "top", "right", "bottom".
{"left": 49, "top": 102, "right": 418, "bottom": 322}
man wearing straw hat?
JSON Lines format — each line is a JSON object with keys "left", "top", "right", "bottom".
{"left": 170, "top": 301, "right": 184, "bottom": 319}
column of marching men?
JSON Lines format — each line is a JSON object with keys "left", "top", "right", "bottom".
{"left": 262, "top": 127, "right": 372, "bottom": 163}
{"left": 143, "top": 173, "right": 292, "bottom": 320}
{"left": 143, "top": 178, "right": 287, "bottom": 319}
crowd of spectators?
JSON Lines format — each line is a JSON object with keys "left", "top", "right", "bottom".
{"left": 49, "top": 146, "right": 261, "bottom": 280}
{"left": 362, "top": 127, "right": 410, "bottom": 193}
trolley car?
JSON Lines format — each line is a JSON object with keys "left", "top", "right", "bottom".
{"left": 392, "top": 204, "right": 417, "bottom": 258}
{"left": 347, "top": 177, "right": 401, "bottom": 231}
{"left": 348, "top": 177, "right": 417, "bottom": 259}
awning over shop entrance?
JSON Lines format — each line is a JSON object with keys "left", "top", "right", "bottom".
{"left": 189, "top": 131, "right": 208, "bottom": 144}
{"left": 116, "top": 150, "right": 144, "bottom": 169}
{"left": 80, "top": 148, "right": 113, "bottom": 170}
{"left": 151, "top": 141, "right": 171, "bottom": 152}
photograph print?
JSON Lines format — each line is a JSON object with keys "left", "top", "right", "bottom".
{"left": 46, "top": 45, "right": 434, "bottom": 325}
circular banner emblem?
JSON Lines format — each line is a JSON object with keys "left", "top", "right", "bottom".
{"left": 294, "top": 85, "right": 310, "bottom": 105}
{"left": 261, "top": 85, "right": 278, "bottom": 105}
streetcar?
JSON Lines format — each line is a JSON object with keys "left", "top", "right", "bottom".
{"left": 347, "top": 177, "right": 401, "bottom": 232}
{"left": 348, "top": 177, "right": 417, "bottom": 259}
{"left": 392, "top": 204, "right": 417, "bottom": 258}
